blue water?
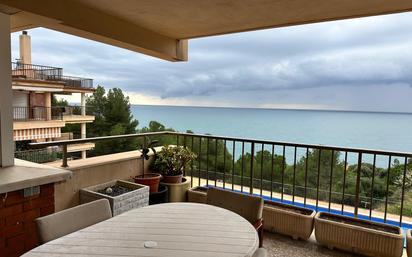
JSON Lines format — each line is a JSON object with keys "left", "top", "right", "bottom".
{"left": 133, "top": 105, "right": 412, "bottom": 153}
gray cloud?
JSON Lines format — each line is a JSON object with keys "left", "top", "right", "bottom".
{"left": 10, "top": 12, "right": 412, "bottom": 112}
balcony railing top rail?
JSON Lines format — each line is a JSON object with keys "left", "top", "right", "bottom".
{"left": 29, "top": 131, "right": 412, "bottom": 227}
{"left": 13, "top": 106, "right": 64, "bottom": 121}
{"left": 11, "top": 62, "right": 93, "bottom": 89}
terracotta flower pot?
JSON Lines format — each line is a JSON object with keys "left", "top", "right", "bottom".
{"left": 162, "top": 173, "right": 183, "bottom": 183}
{"left": 133, "top": 173, "right": 162, "bottom": 193}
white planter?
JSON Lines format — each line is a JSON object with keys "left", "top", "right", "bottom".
{"left": 187, "top": 186, "right": 208, "bottom": 203}
{"left": 263, "top": 201, "right": 315, "bottom": 240}
{"left": 80, "top": 180, "right": 149, "bottom": 216}
{"left": 315, "top": 212, "right": 403, "bottom": 257}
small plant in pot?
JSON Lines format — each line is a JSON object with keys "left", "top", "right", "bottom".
{"left": 151, "top": 145, "right": 197, "bottom": 183}
{"left": 133, "top": 139, "right": 162, "bottom": 193}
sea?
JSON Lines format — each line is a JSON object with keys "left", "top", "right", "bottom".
{"left": 133, "top": 105, "right": 412, "bottom": 155}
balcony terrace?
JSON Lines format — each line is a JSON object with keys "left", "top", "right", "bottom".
{"left": 19, "top": 131, "right": 411, "bottom": 256}
{"left": 11, "top": 62, "right": 93, "bottom": 90}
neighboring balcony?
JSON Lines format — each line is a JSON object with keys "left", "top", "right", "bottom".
{"left": 60, "top": 106, "right": 95, "bottom": 123}
{"left": 13, "top": 106, "right": 63, "bottom": 121}
{"left": 11, "top": 62, "right": 93, "bottom": 90}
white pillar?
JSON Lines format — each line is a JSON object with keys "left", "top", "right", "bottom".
{"left": 80, "top": 93, "right": 86, "bottom": 159}
{"left": 0, "top": 13, "right": 14, "bottom": 167}
{"left": 80, "top": 93, "right": 86, "bottom": 116}
{"left": 81, "top": 122, "right": 86, "bottom": 159}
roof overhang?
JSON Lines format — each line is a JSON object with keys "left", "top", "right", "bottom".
{"left": 1, "top": 0, "right": 411, "bottom": 62}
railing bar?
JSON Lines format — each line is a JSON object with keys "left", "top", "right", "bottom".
{"left": 328, "top": 150, "right": 334, "bottom": 211}
{"left": 250, "top": 142, "right": 255, "bottom": 195}
{"left": 341, "top": 151, "right": 348, "bottom": 214}
{"left": 316, "top": 149, "right": 322, "bottom": 211}
{"left": 232, "top": 141, "right": 235, "bottom": 191}
{"left": 198, "top": 137, "right": 202, "bottom": 187}
{"left": 241, "top": 141, "right": 245, "bottom": 193}
{"left": 304, "top": 147, "right": 309, "bottom": 206}
{"left": 223, "top": 139, "right": 227, "bottom": 189}
{"left": 183, "top": 135, "right": 187, "bottom": 177}
{"left": 191, "top": 136, "right": 194, "bottom": 188}
{"left": 354, "top": 153, "right": 363, "bottom": 217}
{"left": 260, "top": 144, "right": 264, "bottom": 196}
{"left": 214, "top": 139, "right": 218, "bottom": 187}
{"left": 384, "top": 155, "right": 392, "bottom": 222}
{"left": 369, "top": 154, "right": 376, "bottom": 220}
{"left": 281, "top": 145, "right": 286, "bottom": 201}
{"left": 270, "top": 144, "right": 275, "bottom": 200}
{"left": 206, "top": 138, "right": 210, "bottom": 186}
{"left": 292, "top": 146, "right": 297, "bottom": 203}
{"left": 399, "top": 156, "right": 408, "bottom": 226}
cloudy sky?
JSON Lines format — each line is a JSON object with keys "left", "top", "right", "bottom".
{"left": 11, "top": 12, "right": 412, "bottom": 112}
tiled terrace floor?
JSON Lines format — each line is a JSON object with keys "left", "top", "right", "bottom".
{"left": 263, "top": 231, "right": 407, "bottom": 257}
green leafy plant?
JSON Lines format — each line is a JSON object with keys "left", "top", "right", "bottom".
{"left": 151, "top": 146, "right": 197, "bottom": 176}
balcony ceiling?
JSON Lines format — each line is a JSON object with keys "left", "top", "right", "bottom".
{"left": 1, "top": 0, "right": 412, "bottom": 61}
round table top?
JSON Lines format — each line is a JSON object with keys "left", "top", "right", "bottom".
{"left": 24, "top": 202, "right": 259, "bottom": 257}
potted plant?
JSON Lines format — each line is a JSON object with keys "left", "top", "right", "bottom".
{"left": 133, "top": 139, "right": 162, "bottom": 193}
{"left": 151, "top": 145, "right": 197, "bottom": 183}
{"left": 80, "top": 180, "right": 149, "bottom": 216}
{"left": 151, "top": 146, "right": 196, "bottom": 202}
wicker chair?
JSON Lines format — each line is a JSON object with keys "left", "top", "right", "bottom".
{"left": 35, "top": 199, "right": 112, "bottom": 243}
{"left": 206, "top": 187, "right": 264, "bottom": 247}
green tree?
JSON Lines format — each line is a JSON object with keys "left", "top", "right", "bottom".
{"left": 86, "top": 86, "right": 139, "bottom": 156}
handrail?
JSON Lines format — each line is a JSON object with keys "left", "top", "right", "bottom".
{"left": 30, "top": 131, "right": 412, "bottom": 157}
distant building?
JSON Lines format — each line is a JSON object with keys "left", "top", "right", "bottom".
{"left": 12, "top": 31, "right": 95, "bottom": 159}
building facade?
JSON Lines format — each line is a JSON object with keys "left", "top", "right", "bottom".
{"left": 12, "top": 31, "right": 95, "bottom": 160}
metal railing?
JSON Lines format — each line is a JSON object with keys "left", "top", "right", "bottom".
{"left": 15, "top": 148, "right": 61, "bottom": 164}
{"left": 11, "top": 62, "right": 93, "bottom": 89}
{"left": 29, "top": 131, "right": 412, "bottom": 226}
{"left": 13, "top": 106, "right": 64, "bottom": 121}
{"left": 11, "top": 62, "right": 62, "bottom": 80}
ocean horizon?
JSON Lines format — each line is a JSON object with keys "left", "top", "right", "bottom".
{"left": 132, "top": 104, "right": 412, "bottom": 154}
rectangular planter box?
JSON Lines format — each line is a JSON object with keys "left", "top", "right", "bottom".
{"left": 187, "top": 186, "right": 208, "bottom": 203}
{"left": 263, "top": 201, "right": 315, "bottom": 240}
{"left": 80, "top": 180, "right": 149, "bottom": 216}
{"left": 315, "top": 212, "right": 403, "bottom": 257}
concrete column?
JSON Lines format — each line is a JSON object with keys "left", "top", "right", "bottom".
{"left": 80, "top": 93, "right": 87, "bottom": 159}
{"left": 45, "top": 92, "right": 51, "bottom": 120}
{"left": 81, "top": 123, "right": 86, "bottom": 159}
{"left": 0, "top": 13, "right": 14, "bottom": 167}
{"left": 80, "top": 93, "right": 86, "bottom": 116}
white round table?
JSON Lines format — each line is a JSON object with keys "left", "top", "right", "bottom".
{"left": 23, "top": 202, "right": 259, "bottom": 257}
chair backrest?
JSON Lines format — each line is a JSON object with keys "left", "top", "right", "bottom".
{"left": 206, "top": 187, "right": 263, "bottom": 223}
{"left": 35, "top": 199, "right": 112, "bottom": 243}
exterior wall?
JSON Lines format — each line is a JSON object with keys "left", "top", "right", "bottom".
{"left": 0, "top": 183, "right": 55, "bottom": 257}
{"left": 29, "top": 92, "right": 45, "bottom": 108}
{"left": 53, "top": 151, "right": 151, "bottom": 211}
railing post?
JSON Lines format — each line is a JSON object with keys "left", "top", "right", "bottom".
{"left": 354, "top": 153, "right": 362, "bottom": 217}
{"left": 249, "top": 142, "right": 255, "bottom": 194}
{"left": 61, "top": 145, "right": 68, "bottom": 168}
